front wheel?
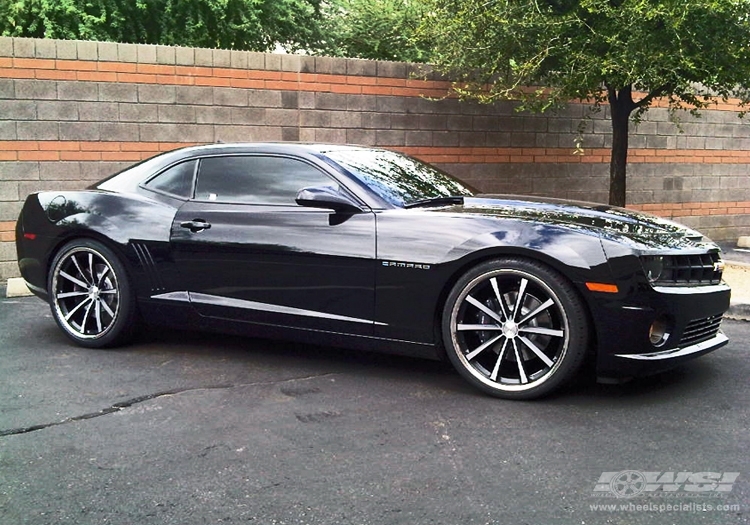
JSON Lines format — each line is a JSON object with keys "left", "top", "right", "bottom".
{"left": 48, "top": 239, "right": 136, "bottom": 348}
{"left": 442, "top": 258, "right": 589, "bottom": 399}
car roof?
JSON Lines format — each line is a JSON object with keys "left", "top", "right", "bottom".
{"left": 167, "top": 142, "right": 371, "bottom": 157}
{"left": 95, "top": 142, "right": 379, "bottom": 194}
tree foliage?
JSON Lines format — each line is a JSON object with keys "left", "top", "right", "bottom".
{"left": 0, "top": 0, "right": 323, "bottom": 52}
{"left": 422, "top": 0, "right": 750, "bottom": 206}
{"left": 317, "top": 0, "right": 430, "bottom": 62}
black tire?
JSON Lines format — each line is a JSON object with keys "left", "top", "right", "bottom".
{"left": 442, "top": 258, "right": 589, "bottom": 399}
{"left": 48, "top": 238, "right": 136, "bottom": 348}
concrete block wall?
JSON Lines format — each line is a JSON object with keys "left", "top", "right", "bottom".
{"left": 1, "top": 36, "right": 749, "bottom": 280}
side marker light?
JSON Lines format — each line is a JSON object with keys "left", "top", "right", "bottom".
{"left": 585, "top": 282, "right": 619, "bottom": 293}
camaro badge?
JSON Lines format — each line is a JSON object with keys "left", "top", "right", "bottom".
{"left": 382, "top": 260, "right": 431, "bottom": 270}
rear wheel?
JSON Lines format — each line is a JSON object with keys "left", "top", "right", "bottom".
{"left": 48, "top": 239, "right": 136, "bottom": 348}
{"left": 442, "top": 258, "right": 589, "bottom": 399}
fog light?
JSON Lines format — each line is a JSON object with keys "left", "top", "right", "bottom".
{"left": 649, "top": 316, "right": 671, "bottom": 347}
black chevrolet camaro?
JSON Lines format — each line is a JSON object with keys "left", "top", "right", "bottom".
{"left": 15, "top": 143, "right": 731, "bottom": 399}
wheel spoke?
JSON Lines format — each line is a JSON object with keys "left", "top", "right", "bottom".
{"left": 88, "top": 252, "right": 95, "bottom": 283}
{"left": 511, "top": 278, "right": 528, "bottom": 321}
{"left": 100, "top": 298, "right": 115, "bottom": 318}
{"left": 60, "top": 270, "right": 88, "bottom": 289}
{"left": 57, "top": 291, "right": 88, "bottom": 299}
{"left": 465, "top": 295, "right": 504, "bottom": 325}
{"left": 489, "top": 339, "right": 509, "bottom": 381}
{"left": 512, "top": 339, "right": 528, "bottom": 383}
{"left": 490, "top": 277, "right": 509, "bottom": 321}
{"left": 519, "top": 326, "right": 564, "bottom": 338}
{"left": 465, "top": 334, "right": 504, "bottom": 361}
{"left": 65, "top": 296, "right": 92, "bottom": 321}
{"left": 94, "top": 300, "right": 103, "bottom": 333}
{"left": 457, "top": 323, "right": 503, "bottom": 331}
{"left": 518, "top": 298, "right": 555, "bottom": 325}
{"left": 96, "top": 265, "right": 110, "bottom": 287}
{"left": 518, "top": 336, "right": 555, "bottom": 368}
{"left": 81, "top": 299, "right": 95, "bottom": 333}
{"left": 71, "top": 255, "right": 91, "bottom": 285}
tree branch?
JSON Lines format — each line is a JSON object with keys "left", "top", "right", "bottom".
{"left": 634, "top": 83, "right": 674, "bottom": 109}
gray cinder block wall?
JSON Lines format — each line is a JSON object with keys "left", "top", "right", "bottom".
{"left": 1, "top": 36, "right": 749, "bottom": 279}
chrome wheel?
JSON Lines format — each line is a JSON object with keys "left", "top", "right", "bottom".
{"left": 443, "top": 258, "right": 588, "bottom": 399}
{"left": 49, "top": 239, "right": 136, "bottom": 347}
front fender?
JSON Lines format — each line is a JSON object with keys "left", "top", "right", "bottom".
{"left": 443, "top": 222, "right": 610, "bottom": 283}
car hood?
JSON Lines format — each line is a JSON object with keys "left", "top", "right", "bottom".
{"left": 437, "top": 195, "right": 715, "bottom": 251}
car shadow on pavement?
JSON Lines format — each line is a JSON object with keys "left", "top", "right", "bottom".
{"left": 132, "top": 323, "right": 725, "bottom": 404}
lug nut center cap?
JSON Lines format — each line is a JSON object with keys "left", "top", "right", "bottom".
{"left": 502, "top": 321, "right": 519, "bottom": 338}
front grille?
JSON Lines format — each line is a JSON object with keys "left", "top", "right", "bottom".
{"left": 680, "top": 315, "right": 723, "bottom": 347}
{"left": 649, "top": 253, "right": 723, "bottom": 286}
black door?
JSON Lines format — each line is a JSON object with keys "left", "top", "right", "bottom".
{"left": 169, "top": 154, "right": 377, "bottom": 335}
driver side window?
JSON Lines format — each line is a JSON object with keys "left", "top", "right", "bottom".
{"left": 194, "top": 155, "right": 338, "bottom": 205}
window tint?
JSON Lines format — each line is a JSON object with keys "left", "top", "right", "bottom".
{"left": 144, "top": 160, "right": 196, "bottom": 198}
{"left": 195, "top": 156, "right": 338, "bottom": 205}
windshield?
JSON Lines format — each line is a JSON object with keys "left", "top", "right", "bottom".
{"left": 323, "top": 148, "right": 476, "bottom": 207}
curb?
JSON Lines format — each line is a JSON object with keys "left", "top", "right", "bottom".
{"left": 6, "top": 277, "right": 32, "bottom": 298}
{"left": 726, "top": 303, "right": 750, "bottom": 321}
{"left": 724, "top": 260, "right": 749, "bottom": 320}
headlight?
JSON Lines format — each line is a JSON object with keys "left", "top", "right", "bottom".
{"left": 641, "top": 256, "right": 666, "bottom": 284}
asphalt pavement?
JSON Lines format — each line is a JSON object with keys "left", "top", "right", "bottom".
{"left": 1, "top": 291, "right": 749, "bottom": 525}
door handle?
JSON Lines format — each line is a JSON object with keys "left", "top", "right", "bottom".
{"left": 180, "top": 219, "right": 211, "bottom": 233}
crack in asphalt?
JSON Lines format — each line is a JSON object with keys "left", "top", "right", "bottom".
{"left": 0, "top": 372, "right": 336, "bottom": 438}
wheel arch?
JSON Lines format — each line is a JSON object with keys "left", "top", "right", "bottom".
{"left": 44, "top": 229, "right": 137, "bottom": 292}
{"left": 432, "top": 246, "right": 598, "bottom": 361}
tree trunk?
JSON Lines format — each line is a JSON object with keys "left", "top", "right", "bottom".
{"left": 607, "top": 85, "right": 635, "bottom": 207}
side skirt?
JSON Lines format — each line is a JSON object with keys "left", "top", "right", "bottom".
{"left": 138, "top": 297, "right": 440, "bottom": 360}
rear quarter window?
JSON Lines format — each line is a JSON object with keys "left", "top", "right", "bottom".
{"left": 143, "top": 160, "right": 197, "bottom": 198}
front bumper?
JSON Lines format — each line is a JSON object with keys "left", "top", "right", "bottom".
{"left": 590, "top": 282, "right": 731, "bottom": 378}
{"left": 613, "top": 331, "right": 728, "bottom": 361}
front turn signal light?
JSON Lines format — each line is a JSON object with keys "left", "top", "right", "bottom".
{"left": 585, "top": 282, "right": 619, "bottom": 293}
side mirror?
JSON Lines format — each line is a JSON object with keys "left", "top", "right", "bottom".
{"left": 295, "top": 186, "right": 364, "bottom": 213}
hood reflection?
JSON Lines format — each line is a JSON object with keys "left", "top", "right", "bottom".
{"left": 434, "top": 196, "right": 710, "bottom": 250}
